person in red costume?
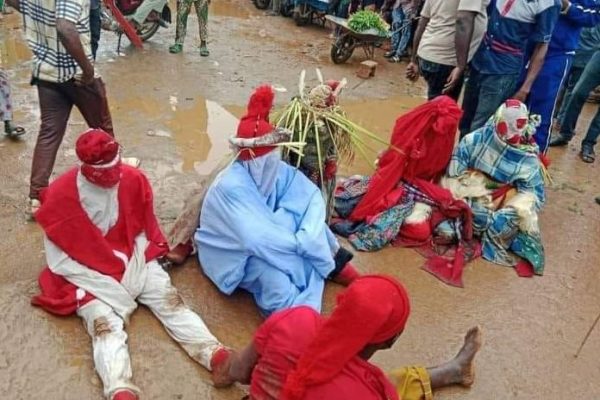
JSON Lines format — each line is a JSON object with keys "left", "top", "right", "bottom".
{"left": 31, "top": 129, "right": 233, "bottom": 400}
{"left": 224, "top": 275, "right": 483, "bottom": 400}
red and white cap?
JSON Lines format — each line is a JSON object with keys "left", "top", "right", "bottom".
{"left": 75, "top": 129, "right": 122, "bottom": 188}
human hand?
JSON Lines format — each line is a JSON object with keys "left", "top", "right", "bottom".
{"left": 442, "top": 66, "right": 464, "bottom": 94}
{"left": 512, "top": 88, "right": 529, "bottom": 103}
{"left": 561, "top": 0, "right": 570, "bottom": 11}
{"left": 75, "top": 66, "right": 95, "bottom": 86}
{"left": 406, "top": 61, "right": 420, "bottom": 82}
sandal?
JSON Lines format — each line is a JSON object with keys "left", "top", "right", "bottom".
{"left": 169, "top": 43, "right": 183, "bottom": 54}
{"left": 5, "top": 124, "right": 26, "bottom": 137}
{"left": 388, "top": 56, "right": 401, "bottom": 63}
{"left": 199, "top": 45, "right": 210, "bottom": 57}
{"left": 580, "top": 144, "right": 596, "bottom": 163}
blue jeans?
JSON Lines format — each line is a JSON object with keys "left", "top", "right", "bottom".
{"left": 559, "top": 51, "right": 600, "bottom": 147}
{"left": 419, "top": 58, "right": 463, "bottom": 101}
{"left": 459, "top": 68, "right": 519, "bottom": 137}
{"left": 90, "top": 6, "right": 101, "bottom": 60}
{"left": 391, "top": 7, "right": 411, "bottom": 57}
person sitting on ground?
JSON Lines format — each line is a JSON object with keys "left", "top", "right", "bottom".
{"left": 195, "top": 85, "right": 360, "bottom": 317}
{"left": 439, "top": 99, "right": 546, "bottom": 275}
{"left": 224, "top": 274, "right": 483, "bottom": 400}
{"left": 0, "top": 67, "right": 26, "bottom": 137}
{"left": 31, "top": 129, "right": 233, "bottom": 400}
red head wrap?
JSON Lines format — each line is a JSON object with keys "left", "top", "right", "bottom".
{"left": 76, "top": 129, "right": 122, "bottom": 188}
{"left": 236, "top": 85, "right": 276, "bottom": 160}
{"left": 281, "top": 275, "right": 411, "bottom": 400}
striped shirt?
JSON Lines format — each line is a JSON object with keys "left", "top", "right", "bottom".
{"left": 21, "top": 0, "right": 92, "bottom": 83}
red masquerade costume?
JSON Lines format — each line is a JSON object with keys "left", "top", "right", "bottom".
{"left": 249, "top": 275, "right": 411, "bottom": 400}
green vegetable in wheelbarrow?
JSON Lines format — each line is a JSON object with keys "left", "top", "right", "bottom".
{"left": 347, "top": 10, "right": 390, "bottom": 36}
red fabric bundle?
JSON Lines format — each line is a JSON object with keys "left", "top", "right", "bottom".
{"left": 350, "top": 96, "right": 462, "bottom": 221}
{"left": 280, "top": 275, "right": 410, "bottom": 400}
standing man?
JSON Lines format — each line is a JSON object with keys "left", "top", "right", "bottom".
{"left": 549, "top": 50, "right": 600, "bottom": 162}
{"left": 7, "top": 0, "right": 115, "bottom": 215}
{"left": 521, "top": 0, "right": 600, "bottom": 153}
{"left": 1, "top": 55, "right": 26, "bottom": 137}
{"left": 459, "top": 0, "right": 561, "bottom": 137}
{"left": 169, "top": 0, "right": 209, "bottom": 56}
{"left": 382, "top": 0, "right": 418, "bottom": 63}
{"left": 405, "top": 0, "right": 488, "bottom": 100}
{"left": 90, "top": 0, "right": 101, "bottom": 59}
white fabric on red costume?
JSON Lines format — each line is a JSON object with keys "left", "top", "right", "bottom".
{"left": 32, "top": 144, "right": 223, "bottom": 398}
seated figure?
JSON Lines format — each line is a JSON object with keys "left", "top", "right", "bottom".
{"left": 438, "top": 99, "right": 546, "bottom": 275}
{"left": 224, "top": 275, "right": 482, "bottom": 400}
{"left": 31, "top": 130, "right": 233, "bottom": 400}
{"left": 194, "top": 85, "right": 359, "bottom": 317}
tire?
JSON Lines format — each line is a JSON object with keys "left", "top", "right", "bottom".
{"left": 330, "top": 35, "right": 354, "bottom": 64}
{"left": 293, "top": 4, "right": 310, "bottom": 26}
{"left": 252, "top": 0, "right": 269, "bottom": 10}
{"left": 137, "top": 20, "right": 160, "bottom": 41}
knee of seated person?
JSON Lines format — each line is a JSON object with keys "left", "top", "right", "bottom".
{"left": 164, "top": 287, "right": 187, "bottom": 311}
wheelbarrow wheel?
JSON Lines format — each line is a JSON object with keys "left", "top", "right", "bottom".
{"left": 330, "top": 35, "right": 355, "bottom": 64}
{"left": 253, "top": 0, "right": 269, "bottom": 10}
{"left": 293, "top": 4, "right": 310, "bottom": 26}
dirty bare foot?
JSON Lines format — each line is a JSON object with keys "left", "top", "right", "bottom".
{"left": 453, "top": 326, "right": 482, "bottom": 387}
{"left": 210, "top": 347, "right": 236, "bottom": 388}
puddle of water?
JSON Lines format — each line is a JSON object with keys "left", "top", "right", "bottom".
{"left": 210, "top": 0, "right": 253, "bottom": 18}
{"left": 194, "top": 100, "right": 238, "bottom": 174}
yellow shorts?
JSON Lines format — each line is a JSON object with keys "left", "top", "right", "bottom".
{"left": 388, "top": 366, "right": 433, "bottom": 400}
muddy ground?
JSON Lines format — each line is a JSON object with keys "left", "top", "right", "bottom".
{"left": 1, "top": 1, "right": 599, "bottom": 399}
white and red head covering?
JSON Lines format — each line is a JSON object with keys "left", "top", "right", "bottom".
{"left": 236, "top": 85, "right": 277, "bottom": 161}
{"left": 76, "top": 129, "right": 122, "bottom": 188}
{"left": 493, "top": 99, "right": 535, "bottom": 147}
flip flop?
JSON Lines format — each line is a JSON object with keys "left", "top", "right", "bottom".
{"left": 5, "top": 125, "right": 25, "bottom": 137}
{"left": 169, "top": 44, "right": 183, "bottom": 54}
{"left": 199, "top": 45, "right": 209, "bottom": 57}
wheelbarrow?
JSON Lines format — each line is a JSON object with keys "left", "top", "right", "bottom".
{"left": 326, "top": 15, "right": 389, "bottom": 64}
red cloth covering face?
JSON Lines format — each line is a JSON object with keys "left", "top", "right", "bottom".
{"left": 77, "top": 129, "right": 122, "bottom": 188}
{"left": 350, "top": 96, "right": 462, "bottom": 221}
{"left": 237, "top": 85, "right": 277, "bottom": 161}
{"left": 280, "top": 275, "right": 410, "bottom": 400}
{"left": 31, "top": 166, "right": 168, "bottom": 315}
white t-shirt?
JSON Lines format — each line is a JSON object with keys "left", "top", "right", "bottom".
{"left": 417, "top": 0, "right": 489, "bottom": 66}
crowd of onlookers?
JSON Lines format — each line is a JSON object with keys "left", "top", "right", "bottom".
{"left": 266, "top": 0, "right": 600, "bottom": 173}
{"left": 2, "top": 0, "right": 600, "bottom": 210}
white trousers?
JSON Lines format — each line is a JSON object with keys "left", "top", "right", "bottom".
{"left": 77, "top": 261, "right": 221, "bottom": 399}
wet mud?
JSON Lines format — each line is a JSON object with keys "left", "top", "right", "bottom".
{"left": 1, "top": 1, "right": 599, "bottom": 399}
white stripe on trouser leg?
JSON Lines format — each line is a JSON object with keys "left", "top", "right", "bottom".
{"left": 137, "top": 261, "right": 222, "bottom": 370}
{"left": 77, "top": 300, "right": 140, "bottom": 399}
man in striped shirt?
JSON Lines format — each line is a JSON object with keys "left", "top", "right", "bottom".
{"left": 8, "top": 0, "right": 114, "bottom": 215}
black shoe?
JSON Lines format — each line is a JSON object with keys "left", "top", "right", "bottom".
{"left": 595, "top": 196, "right": 600, "bottom": 205}
{"left": 548, "top": 133, "right": 570, "bottom": 147}
{"left": 580, "top": 143, "right": 596, "bottom": 163}
{"left": 384, "top": 51, "right": 395, "bottom": 58}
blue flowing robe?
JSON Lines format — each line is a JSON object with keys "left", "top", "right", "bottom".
{"left": 194, "top": 160, "right": 337, "bottom": 316}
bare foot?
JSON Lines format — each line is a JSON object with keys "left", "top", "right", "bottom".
{"left": 210, "top": 348, "right": 236, "bottom": 388}
{"left": 454, "top": 326, "right": 483, "bottom": 387}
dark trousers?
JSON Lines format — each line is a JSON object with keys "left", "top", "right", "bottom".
{"left": 419, "top": 58, "right": 464, "bottom": 101}
{"left": 90, "top": 6, "right": 102, "bottom": 59}
{"left": 459, "top": 67, "right": 519, "bottom": 137}
{"left": 31, "top": 78, "right": 113, "bottom": 199}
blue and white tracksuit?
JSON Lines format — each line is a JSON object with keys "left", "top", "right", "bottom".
{"left": 523, "top": 0, "right": 600, "bottom": 153}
